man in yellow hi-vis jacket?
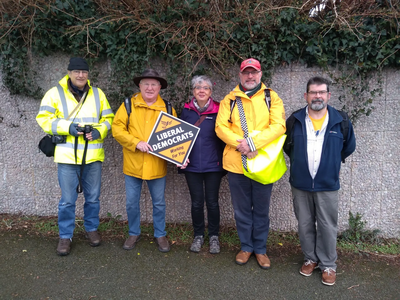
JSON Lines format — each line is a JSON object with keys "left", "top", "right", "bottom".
{"left": 36, "top": 57, "right": 114, "bottom": 256}
{"left": 216, "top": 58, "right": 286, "bottom": 269}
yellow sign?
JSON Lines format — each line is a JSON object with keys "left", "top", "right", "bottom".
{"left": 147, "top": 111, "right": 200, "bottom": 165}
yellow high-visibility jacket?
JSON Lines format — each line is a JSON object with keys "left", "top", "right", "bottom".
{"left": 112, "top": 93, "right": 177, "bottom": 180}
{"left": 215, "top": 84, "right": 286, "bottom": 174}
{"left": 36, "top": 75, "right": 114, "bottom": 164}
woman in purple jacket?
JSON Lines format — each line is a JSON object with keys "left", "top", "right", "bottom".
{"left": 179, "top": 75, "right": 225, "bottom": 254}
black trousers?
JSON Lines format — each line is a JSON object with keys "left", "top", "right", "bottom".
{"left": 184, "top": 172, "right": 223, "bottom": 237}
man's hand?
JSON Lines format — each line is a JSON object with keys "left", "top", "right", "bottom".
{"left": 69, "top": 123, "right": 84, "bottom": 137}
{"left": 246, "top": 150, "right": 258, "bottom": 159}
{"left": 136, "top": 141, "right": 153, "bottom": 153}
{"left": 85, "top": 129, "right": 100, "bottom": 141}
{"left": 236, "top": 139, "right": 251, "bottom": 155}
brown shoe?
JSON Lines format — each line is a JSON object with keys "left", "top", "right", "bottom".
{"left": 300, "top": 260, "right": 318, "bottom": 276}
{"left": 57, "top": 238, "right": 71, "bottom": 256}
{"left": 322, "top": 268, "right": 336, "bottom": 286}
{"left": 155, "top": 236, "right": 170, "bottom": 253}
{"left": 235, "top": 250, "right": 252, "bottom": 265}
{"left": 255, "top": 253, "right": 271, "bottom": 269}
{"left": 86, "top": 231, "right": 101, "bottom": 247}
{"left": 123, "top": 235, "right": 141, "bottom": 250}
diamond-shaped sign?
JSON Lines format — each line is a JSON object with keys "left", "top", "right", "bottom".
{"left": 147, "top": 111, "right": 200, "bottom": 166}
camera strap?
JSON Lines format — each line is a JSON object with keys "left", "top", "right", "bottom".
{"left": 75, "top": 138, "right": 89, "bottom": 193}
{"left": 72, "top": 91, "right": 90, "bottom": 193}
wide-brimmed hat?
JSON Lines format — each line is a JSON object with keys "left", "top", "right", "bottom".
{"left": 133, "top": 69, "right": 168, "bottom": 89}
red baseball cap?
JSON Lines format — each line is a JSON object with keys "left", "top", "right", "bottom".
{"left": 240, "top": 58, "right": 261, "bottom": 72}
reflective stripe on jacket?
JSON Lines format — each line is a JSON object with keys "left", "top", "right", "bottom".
{"left": 215, "top": 84, "right": 286, "bottom": 174}
{"left": 112, "top": 93, "right": 177, "bottom": 180}
{"left": 36, "top": 75, "right": 114, "bottom": 164}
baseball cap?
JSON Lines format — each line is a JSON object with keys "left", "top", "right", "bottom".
{"left": 240, "top": 58, "right": 261, "bottom": 72}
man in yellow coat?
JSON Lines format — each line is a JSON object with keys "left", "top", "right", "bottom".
{"left": 216, "top": 58, "right": 286, "bottom": 269}
{"left": 36, "top": 57, "right": 114, "bottom": 256}
{"left": 112, "top": 69, "right": 177, "bottom": 252}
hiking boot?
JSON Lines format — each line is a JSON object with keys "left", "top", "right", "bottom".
{"left": 86, "top": 231, "right": 101, "bottom": 247}
{"left": 322, "top": 268, "right": 336, "bottom": 286}
{"left": 190, "top": 236, "right": 204, "bottom": 253}
{"left": 209, "top": 236, "right": 220, "bottom": 254}
{"left": 300, "top": 260, "right": 318, "bottom": 277}
{"left": 57, "top": 238, "right": 71, "bottom": 256}
{"left": 155, "top": 236, "right": 170, "bottom": 252}
{"left": 235, "top": 250, "right": 252, "bottom": 265}
{"left": 255, "top": 253, "right": 271, "bottom": 269}
{"left": 123, "top": 235, "right": 141, "bottom": 250}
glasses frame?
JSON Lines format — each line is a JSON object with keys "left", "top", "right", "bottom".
{"left": 71, "top": 70, "right": 89, "bottom": 75}
{"left": 240, "top": 70, "right": 261, "bottom": 76}
{"left": 307, "top": 91, "right": 328, "bottom": 96}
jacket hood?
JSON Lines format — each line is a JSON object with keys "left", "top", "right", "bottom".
{"left": 184, "top": 97, "right": 220, "bottom": 114}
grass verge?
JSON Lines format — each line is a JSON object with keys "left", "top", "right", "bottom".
{"left": 1, "top": 214, "right": 399, "bottom": 259}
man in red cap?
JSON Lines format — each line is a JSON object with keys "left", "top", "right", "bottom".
{"left": 216, "top": 58, "right": 286, "bottom": 269}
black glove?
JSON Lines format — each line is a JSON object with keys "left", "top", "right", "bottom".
{"left": 69, "top": 123, "right": 79, "bottom": 137}
{"left": 91, "top": 129, "right": 101, "bottom": 140}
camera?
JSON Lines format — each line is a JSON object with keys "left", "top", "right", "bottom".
{"left": 77, "top": 124, "right": 93, "bottom": 141}
{"left": 51, "top": 135, "right": 66, "bottom": 144}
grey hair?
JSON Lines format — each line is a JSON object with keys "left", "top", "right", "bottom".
{"left": 191, "top": 75, "right": 213, "bottom": 91}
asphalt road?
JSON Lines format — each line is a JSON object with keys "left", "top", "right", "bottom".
{"left": 1, "top": 231, "right": 399, "bottom": 300}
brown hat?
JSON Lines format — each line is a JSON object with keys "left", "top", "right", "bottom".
{"left": 133, "top": 69, "right": 168, "bottom": 89}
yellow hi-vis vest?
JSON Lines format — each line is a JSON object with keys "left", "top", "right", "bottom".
{"left": 36, "top": 75, "right": 114, "bottom": 165}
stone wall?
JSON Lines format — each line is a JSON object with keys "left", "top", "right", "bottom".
{"left": 0, "top": 54, "right": 398, "bottom": 237}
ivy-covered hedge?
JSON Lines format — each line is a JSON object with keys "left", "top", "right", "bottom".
{"left": 1, "top": 0, "right": 399, "bottom": 119}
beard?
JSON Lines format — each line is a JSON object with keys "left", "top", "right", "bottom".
{"left": 310, "top": 98, "right": 326, "bottom": 111}
{"left": 242, "top": 80, "right": 259, "bottom": 90}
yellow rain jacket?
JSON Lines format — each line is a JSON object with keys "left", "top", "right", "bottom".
{"left": 112, "top": 93, "right": 177, "bottom": 180}
{"left": 36, "top": 75, "right": 114, "bottom": 164}
{"left": 215, "top": 84, "right": 286, "bottom": 174}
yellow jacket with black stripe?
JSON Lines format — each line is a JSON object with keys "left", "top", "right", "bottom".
{"left": 112, "top": 93, "right": 177, "bottom": 180}
{"left": 36, "top": 75, "right": 114, "bottom": 164}
{"left": 215, "top": 83, "right": 286, "bottom": 174}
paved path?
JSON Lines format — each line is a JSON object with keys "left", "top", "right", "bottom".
{"left": 1, "top": 231, "right": 399, "bottom": 299}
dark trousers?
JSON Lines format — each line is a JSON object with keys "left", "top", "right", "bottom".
{"left": 228, "top": 172, "right": 273, "bottom": 254}
{"left": 184, "top": 172, "right": 222, "bottom": 237}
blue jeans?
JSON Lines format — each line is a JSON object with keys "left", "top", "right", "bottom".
{"left": 57, "top": 162, "right": 102, "bottom": 239}
{"left": 228, "top": 172, "right": 273, "bottom": 254}
{"left": 125, "top": 175, "right": 167, "bottom": 238}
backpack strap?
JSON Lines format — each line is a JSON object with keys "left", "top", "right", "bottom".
{"left": 228, "top": 88, "right": 271, "bottom": 123}
{"left": 163, "top": 100, "right": 172, "bottom": 115}
{"left": 124, "top": 98, "right": 131, "bottom": 127}
{"left": 338, "top": 110, "right": 350, "bottom": 162}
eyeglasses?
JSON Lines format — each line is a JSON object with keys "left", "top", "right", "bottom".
{"left": 308, "top": 91, "right": 328, "bottom": 96}
{"left": 141, "top": 83, "right": 160, "bottom": 88}
{"left": 240, "top": 71, "right": 260, "bottom": 76}
{"left": 71, "top": 70, "right": 89, "bottom": 75}
{"left": 194, "top": 86, "right": 211, "bottom": 91}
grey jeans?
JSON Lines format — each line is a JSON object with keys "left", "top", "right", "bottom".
{"left": 291, "top": 186, "right": 338, "bottom": 270}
